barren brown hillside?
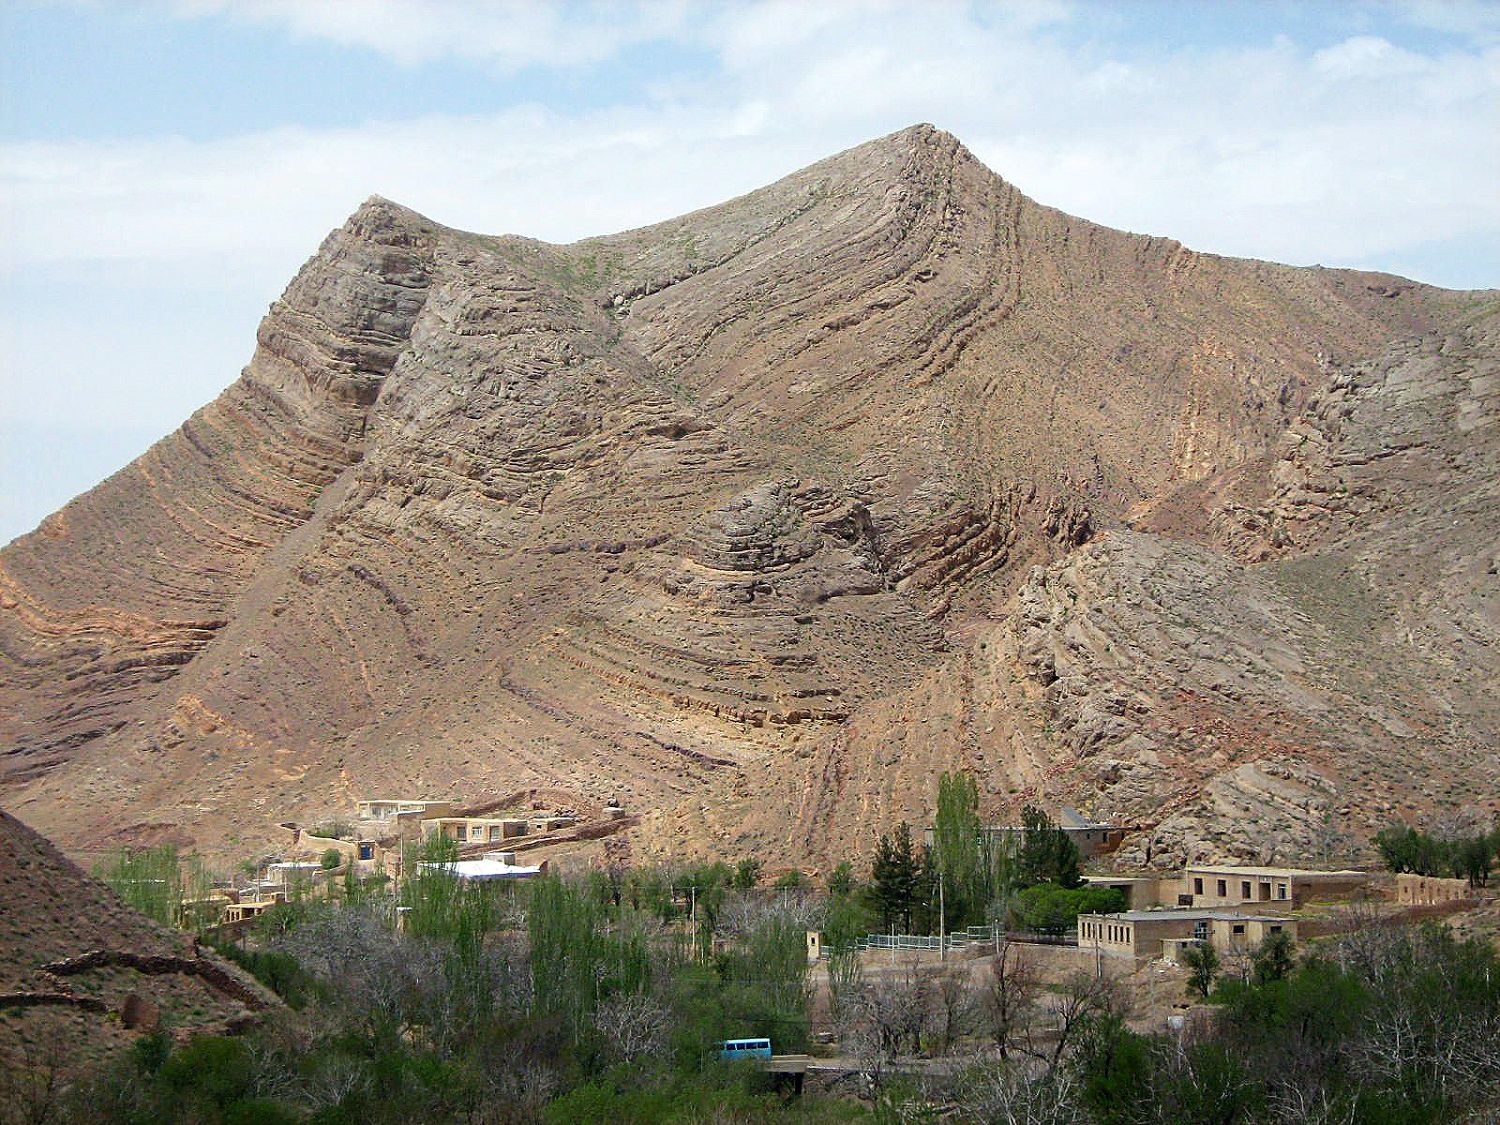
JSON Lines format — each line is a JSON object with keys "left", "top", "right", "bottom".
{"left": 1, "top": 125, "right": 1494, "bottom": 870}
{"left": 0, "top": 810, "right": 275, "bottom": 1073}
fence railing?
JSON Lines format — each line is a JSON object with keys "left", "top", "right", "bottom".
{"left": 844, "top": 925, "right": 1076, "bottom": 955}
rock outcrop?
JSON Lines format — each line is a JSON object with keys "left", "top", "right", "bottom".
{"left": 1, "top": 125, "right": 1494, "bottom": 868}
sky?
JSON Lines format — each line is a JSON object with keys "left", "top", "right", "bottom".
{"left": 2, "top": 1, "right": 1498, "bottom": 544}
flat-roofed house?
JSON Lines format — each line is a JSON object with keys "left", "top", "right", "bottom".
{"left": 1182, "top": 865, "right": 1368, "bottom": 909}
{"left": 1078, "top": 909, "right": 1298, "bottom": 961}
{"left": 417, "top": 856, "right": 544, "bottom": 882}
{"left": 358, "top": 799, "right": 456, "bottom": 822}
{"left": 422, "top": 816, "right": 530, "bottom": 846}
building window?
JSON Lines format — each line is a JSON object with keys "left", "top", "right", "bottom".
{"left": 1217, "top": 879, "right": 1227, "bottom": 897}
{"left": 358, "top": 843, "right": 373, "bottom": 861}
{"left": 1232, "top": 923, "right": 1245, "bottom": 935}
{"left": 1269, "top": 925, "right": 1282, "bottom": 934}
{"left": 455, "top": 826, "right": 467, "bottom": 841}
{"left": 1277, "top": 884, "right": 1288, "bottom": 899}
{"left": 489, "top": 826, "right": 502, "bottom": 841}
{"left": 1194, "top": 922, "right": 1209, "bottom": 941}
{"left": 1241, "top": 881, "right": 1252, "bottom": 899}
{"left": 1194, "top": 877, "right": 1203, "bottom": 895}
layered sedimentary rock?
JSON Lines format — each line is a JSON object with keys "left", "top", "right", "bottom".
{"left": 1, "top": 125, "right": 1494, "bottom": 868}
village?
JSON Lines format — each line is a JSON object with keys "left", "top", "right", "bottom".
{"left": 25, "top": 769, "right": 1497, "bottom": 1121}
{"left": 174, "top": 791, "right": 1494, "bottom": 1037}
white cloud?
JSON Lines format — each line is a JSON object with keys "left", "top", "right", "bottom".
{"left": 171, "top": 0, "right": 694, "bottom": 68}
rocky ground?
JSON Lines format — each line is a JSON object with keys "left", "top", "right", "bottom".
{"left": 0, "top": 811, "right": 276, "bottom": 1079}
{"left": 1, "top": 124, "right": 1494, "bottom": 872}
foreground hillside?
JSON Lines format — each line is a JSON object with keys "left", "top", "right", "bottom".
{"left": 1, "top": 124, "right": 1494, "bottom": 868}
{"left": 0, "top": 811, "right": 274, "bottom": 1075}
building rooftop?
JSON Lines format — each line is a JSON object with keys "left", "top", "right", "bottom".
{"left": 1083, "top": 874, "right": 1160, "bottom": 884}
{"left": 1084, "top": 908, "right": 1291, "bottom": 923}
{"left": 1185, "top": 865, "right": 1367, "bottom": 879}
{"left": 418, "top": 859, "right": 542, "bottom": 881}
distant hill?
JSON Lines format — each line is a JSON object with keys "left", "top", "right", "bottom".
{"left": 1, "top": 124, "right": 1495, "bottom": 871}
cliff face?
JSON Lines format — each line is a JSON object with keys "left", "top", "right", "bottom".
{"left": 1, "top": 125, "right": 1494, "bottom": 867}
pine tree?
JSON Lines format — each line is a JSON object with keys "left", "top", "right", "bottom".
{"left": 868, "top": 822, "right": 920, "bottom": 931}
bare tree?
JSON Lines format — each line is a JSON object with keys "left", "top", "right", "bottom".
{"left": 952, "top": 1059, "right": 1083, "bottom": 1125}
{"left": 593, "top": 991, "right": 670, "bottom": 1064}
{"left": 1032, "top": 970, "right": 1126, "bottom": 1076}
{"left": 302, "top": 1055, "right": 369, "bottom": 1115}
{"left": 1265, "top": 1081, "right": 1358, "bottom": 1125}
{"left": 982, "top": 934, "right": 1040, "bottom": 1059}
{"left": 0, "top": 1035, "right": 67, "bottom": 1125}
{"left": 928, "top": 966, "right": 978, "bottom": 1055}
{"left": 716, "top": 888, "right": 821, "bottom": 939}
{"left": 1324, "top": 898, "right": 1402, "bottom": 983}
{"left": 841, "top": 959, "right": 932, "bottom": 1089}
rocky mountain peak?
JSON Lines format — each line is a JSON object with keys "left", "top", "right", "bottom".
{"left": 1, "top": 129, "right": 1493, "bottom": 873}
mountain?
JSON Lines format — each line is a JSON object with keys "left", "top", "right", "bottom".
{"left": 1, "top": 124, "right": 1495, "bottom": 870}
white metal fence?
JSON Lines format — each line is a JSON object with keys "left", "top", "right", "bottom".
{"left": 843, "top": 924, "right": 1075, "bottom": 955}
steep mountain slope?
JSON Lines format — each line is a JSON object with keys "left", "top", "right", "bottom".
{"left": 0, "top": 810, "right": 275, "bottom": 1072}
{"left": 1, "top": 125, "right": 1492, "bottom": 868}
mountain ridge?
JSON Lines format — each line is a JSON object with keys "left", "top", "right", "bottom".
{"left": 1, "top": 124, "right": 1493, "bottom": 870}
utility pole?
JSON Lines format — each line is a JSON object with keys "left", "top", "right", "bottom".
{"left": 939, "top": 872, "right": 946, "bottom": 962}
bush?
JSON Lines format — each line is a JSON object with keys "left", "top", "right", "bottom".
{"left": 1010, "top": 883, "right": 1125, "bottom": 936}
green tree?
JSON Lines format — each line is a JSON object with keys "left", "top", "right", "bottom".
{"left": 868, "top": 822, "right": 920, "bottom": 932}
{"left": 732, "top": 857, "right": 762, "bottom": 889}
{"left": 95, "top": 845, "right": 184, "bottom": 928}
{"left": 1016, "top": 805, "right": 1082, "bottom": 888}
{"left": 1252, "top": 929, "right": 1295, "bottom": 985}
{"left": 1012, "top": 884, "right": 1124, "bottom": 936}
{"left": 1181, "top": 941, "right": 1219, "bottom": 1000}
{"left": 933, "top": 771, "right": 986, "bottom": 929}
{"left": 826, "top": 860, "right": 857, "bottom": 898}
{"left": 320, "top": 847, "right": 343, "bottom": 871}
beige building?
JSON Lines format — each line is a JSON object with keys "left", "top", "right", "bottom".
{"left": 1182, "top": 865, "right": 1367, "bottom": 909}
{"left": 1079, "top": 909, "right": 1297, "bottom": 961}
{"left": 1083, "top": 875, "right": 1175, "bottom": 911}
{"left": 1395, "top": 873, "right": 1475, "bottom": 906}
{"left": 358, "top": 799, "right": 456, "bottom": 822}
{"left": 422, "top": 816, "right": 530, "bottom": 846}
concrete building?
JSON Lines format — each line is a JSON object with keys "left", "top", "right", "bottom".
{"left": 927, "top": 806, "right": 1131, "bottom": 860}
{"left": 1395, "top": 873, "right": 1475, "bottom": 906}
{"left": 1182, "top": 865, "right": 1367, "bottom": 909}
{"left": 358, "top": 799, "right": 456, "bottom": 822}
{"left": 1079, "top": 909, "right": 1297, "bottom": 962}
{"left": 422, "top": 816, "right": 530, "bottom": 845}
{"left": 1055, "top": 807, "right": 1131, "bottom": 857}
{"left": 1083, "top": 875, "right": 1175, "bottom": 911}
